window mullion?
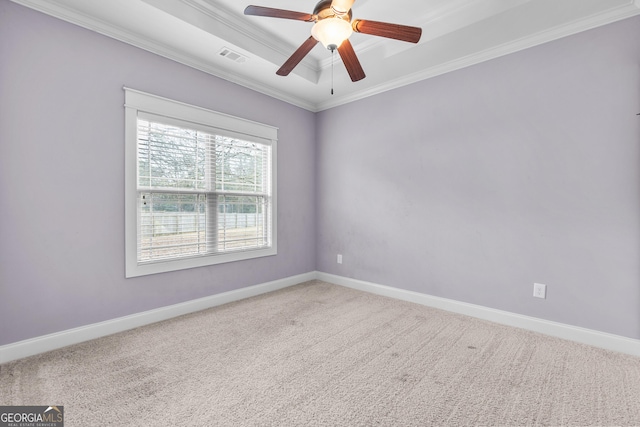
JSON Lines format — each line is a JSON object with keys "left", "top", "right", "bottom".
{"left": 205, "top": 134, "right": 218, "bottom": 254}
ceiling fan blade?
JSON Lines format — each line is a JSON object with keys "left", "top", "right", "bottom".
{"left": 276, "top": 36, "right": 319, "bottom": 76}
{"left": 337, "top": 39, "right": 366, "bottom": 82}
{"left": 244, "top": 6, "right": 314, "bottom": 22}
{"left": 352, "top": 19, "right": 422, "bottom": 43}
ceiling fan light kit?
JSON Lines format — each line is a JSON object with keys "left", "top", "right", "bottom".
{"left": 244, "top": 0, "right": 422, "bottom": 82}
{"left": 311, "top": 17, "right": 353, "bottom": 50}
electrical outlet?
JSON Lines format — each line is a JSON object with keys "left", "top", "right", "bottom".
{"left": 533, "top": 283, "right": 547, "bottom": 299}
{"left": 337, "top": 254, "right": 343, "bottom": 264}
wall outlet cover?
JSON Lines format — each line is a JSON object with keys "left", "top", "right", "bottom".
{"left": 533, "top": 283, "right": 547, "bottom": 299}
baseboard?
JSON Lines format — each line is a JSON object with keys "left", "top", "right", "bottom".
{"left": 3, "top": 271, "right": 638, "bottom": 364}
{"left": 0, "top": 271, "right": 316, "bottom": 364}
{"left": 316, "top": 272, "right": 640, "bottom": 357}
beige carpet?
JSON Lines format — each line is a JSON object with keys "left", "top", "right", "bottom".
{"left": 1, "top": 280, "right": 640, "bottom": 426}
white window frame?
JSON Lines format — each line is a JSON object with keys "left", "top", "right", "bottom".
{"left": 124, "top": 88, "right": 277, "bottom": 278}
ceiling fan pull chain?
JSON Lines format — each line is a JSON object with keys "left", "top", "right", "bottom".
{"left": 331, "top": 47, "right": 335, "bottom": 95}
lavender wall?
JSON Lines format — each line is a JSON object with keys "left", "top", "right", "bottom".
{"left": 1, "top": 0, "right": 639, "bottom": 348}
{"left": 0, "top": 1, "right": 316, "bottom": 345}
{"left": 317, "top": 16, "right": 640, "bottom": 339}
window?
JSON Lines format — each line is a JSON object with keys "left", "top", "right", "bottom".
{"left": 125, "top": 88, "right": 277, "bottom": 277}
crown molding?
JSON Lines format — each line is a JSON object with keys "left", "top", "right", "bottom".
{"left": 9, "top": 0, "right": 640, "bottom": 113}
{"left": 9, "top": 0, "right": 318, "bottom": 110}
{"left": 316, "top": 0, "right": 640, "bottom": 111}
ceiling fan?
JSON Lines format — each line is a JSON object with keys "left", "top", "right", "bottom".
{"left": 244, "top": 0, "right": 422, "bottom": 82}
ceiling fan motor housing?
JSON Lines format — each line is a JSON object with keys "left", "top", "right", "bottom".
{"left": 313, "top": 0, "right": 352, "bottom": 21}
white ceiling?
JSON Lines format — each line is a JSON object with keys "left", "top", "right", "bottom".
{"left": 11, "top": 0, "right": 640, "bottom": 111}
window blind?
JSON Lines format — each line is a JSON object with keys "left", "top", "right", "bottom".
{"left": 136, "top": 118, "right": 272, "bottom": 264}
